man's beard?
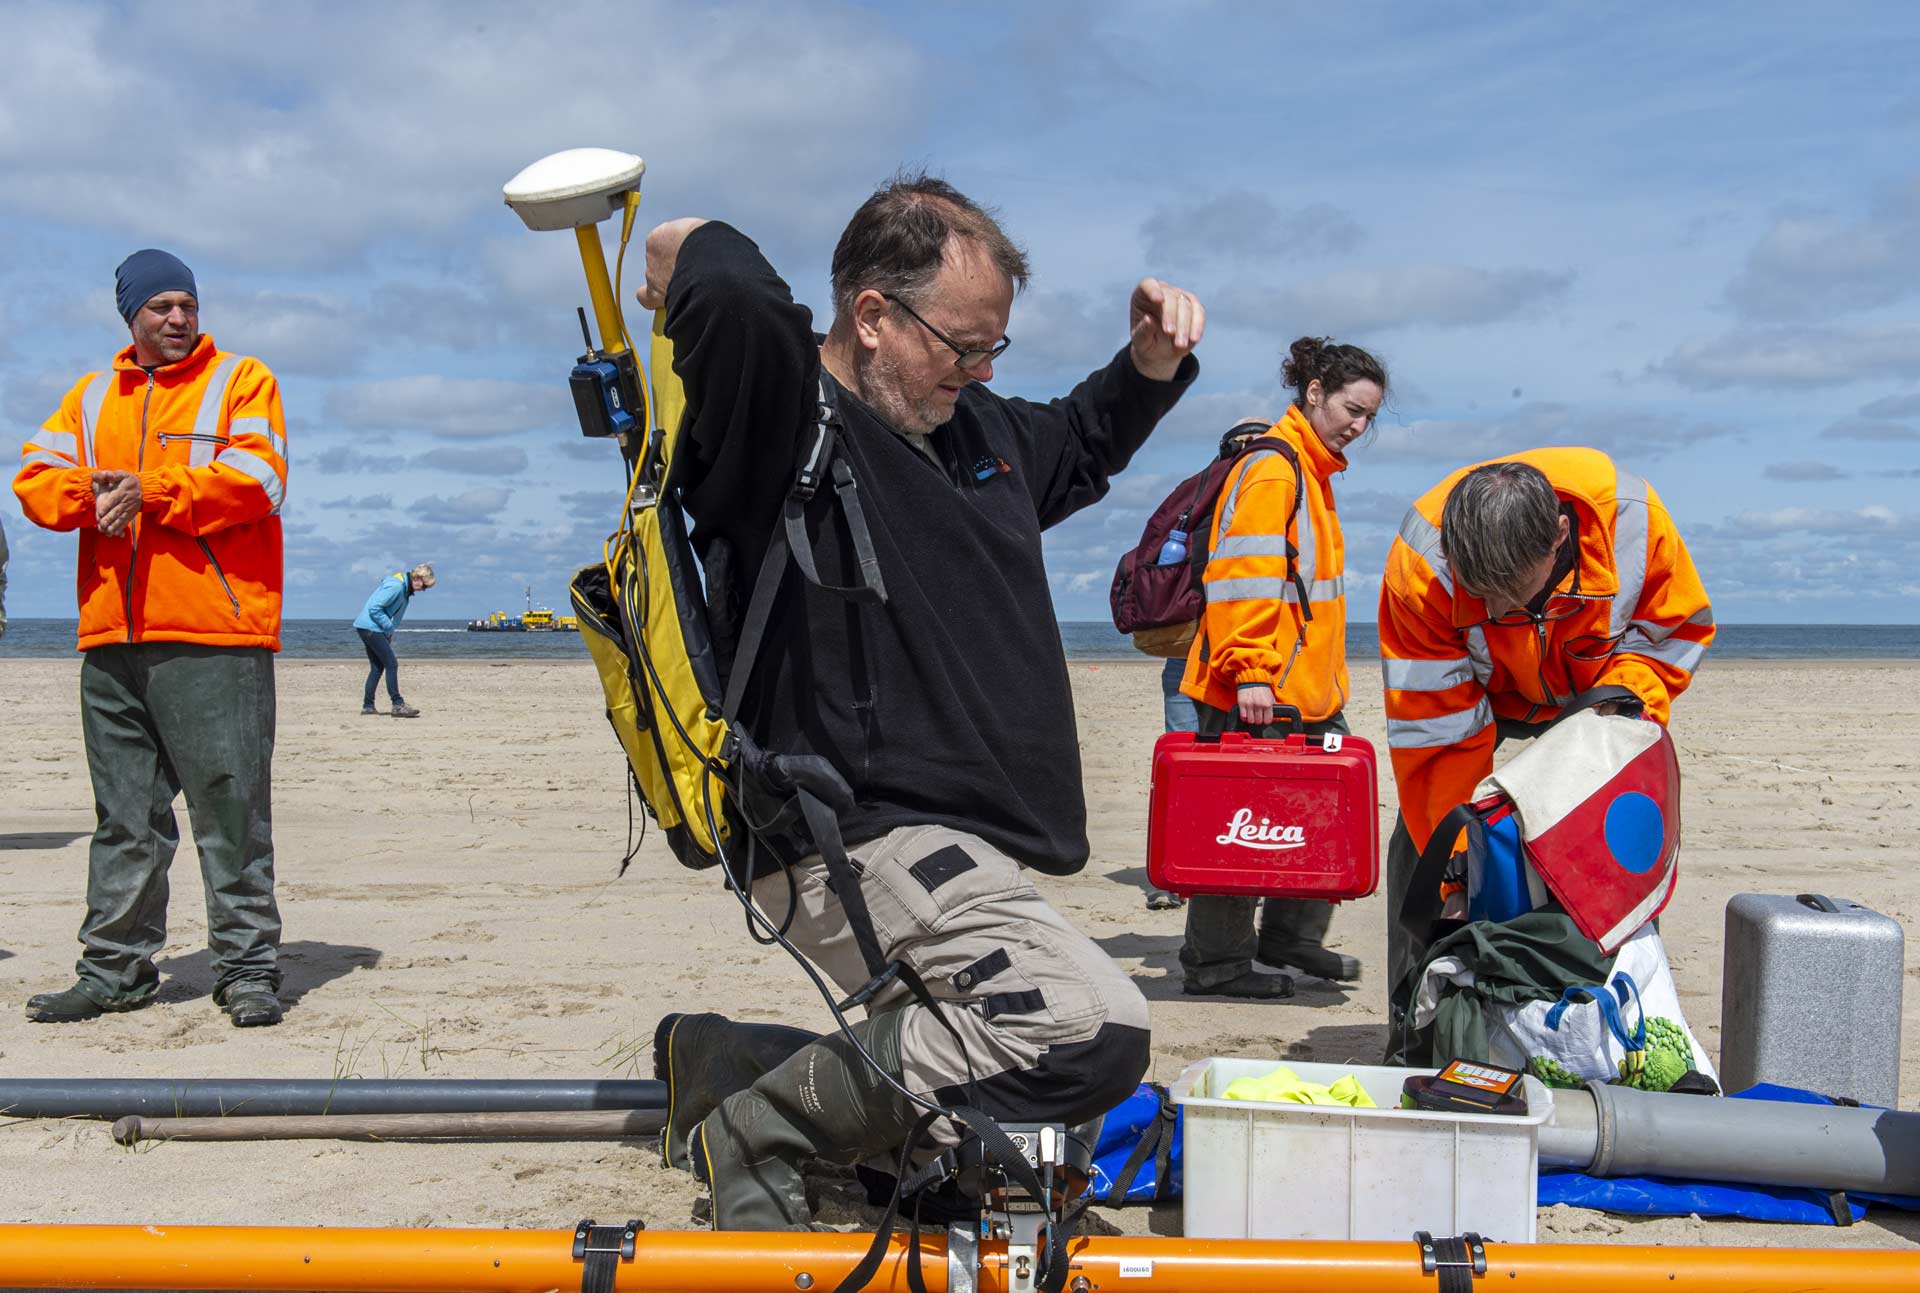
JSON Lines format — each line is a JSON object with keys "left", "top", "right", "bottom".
{"left": 859, "top": 349, "right": 956, "bottom": 437}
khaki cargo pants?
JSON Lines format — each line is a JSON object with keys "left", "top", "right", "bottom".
{"left": 751, "top": 824, "right": 1151, "bottom": 1145}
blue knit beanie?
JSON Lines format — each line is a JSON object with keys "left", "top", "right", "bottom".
{"left": 114, "top": 249, "right": 197, "bottom": 324}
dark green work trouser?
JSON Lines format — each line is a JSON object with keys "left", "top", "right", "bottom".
{"left": 1179, "top": 704, "right": 1350, "bottom": 991}
{"left": 75, "top": 643, "right": 281, "bottom": 1007}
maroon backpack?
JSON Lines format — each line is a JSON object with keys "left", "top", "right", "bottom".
{"left": 1109, "top": 432, "right": 1307, "bottom": 654}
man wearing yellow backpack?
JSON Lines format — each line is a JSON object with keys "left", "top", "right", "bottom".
{"left": 638, "top": 173, "right": 1203, "bottom": 1230}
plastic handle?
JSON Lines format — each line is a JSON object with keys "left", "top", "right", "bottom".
{"left": 1796, "top": 893, "right": 1843, "bottom": 914}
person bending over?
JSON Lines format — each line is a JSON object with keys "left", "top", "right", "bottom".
{"left": 353, "top": 563, "right": 434, "bottom": 717}
{"left": 1378, "top": 452, "right": 1714, "bottom": 1031}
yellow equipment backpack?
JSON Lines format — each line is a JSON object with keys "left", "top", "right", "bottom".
{"left": 570, "top": 318, "right": 896, "bottom": 967}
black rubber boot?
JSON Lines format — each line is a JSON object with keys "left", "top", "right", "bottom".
{"left": 654, "top": 1012, "right": 820, "bottom": 1172}
{"left": 222, "top": 985, "right": 284, "bottom": 1027}
{"left": 1257, "top": 899, "right": 1362, "bottom": 981}
{"left": 24, "top": 984, "right": 144, "bottom": 1023}
{"left": 1182, "top": 968, "right": 1294, "bottom": 999}
{"left": 694, "top": 1011, "right": 921, "bottom": 1231}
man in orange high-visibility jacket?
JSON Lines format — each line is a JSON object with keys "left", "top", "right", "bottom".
{"left": 13, "top": 249, "right": 290, "bottom": 1028}
{"left": 1377, "top": 448, "right": 1712, "bottom": 1016}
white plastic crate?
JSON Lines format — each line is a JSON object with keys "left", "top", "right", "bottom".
{"left": 1169, "top": 1057, "right": 1551, "bottom": 1243}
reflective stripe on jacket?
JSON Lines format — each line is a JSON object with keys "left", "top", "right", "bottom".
{"left": 1378, "top": 446, "right": 1712, "bottom": 849}
{"left": 1182, "top": 404, "right": 1349, "bottom": 720}
{"left": 354, "top": 573, "right": 411, "bottom": 635}
{"left": 13, "top": 334, "right": 288, "bottom": 651}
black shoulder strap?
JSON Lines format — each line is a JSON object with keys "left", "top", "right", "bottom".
{"left": 1396, "top": 801, "right": 1480, "bottom": 941}
{"left": 724, "top": 376, "right": 888, "bottom": 721}
{"left": 1102, "top": 1083, "right": 1177, "bottom": 1205}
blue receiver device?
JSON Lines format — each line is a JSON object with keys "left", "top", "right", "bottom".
{"left": 567, "top": 307, "right": 638, "bottom": 439}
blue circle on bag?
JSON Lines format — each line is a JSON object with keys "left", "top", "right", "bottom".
{"left": 1604, "top": 792, "right": 1664, "bottom": 874}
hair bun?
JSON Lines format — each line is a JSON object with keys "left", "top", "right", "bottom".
{"left": 1282, "top": 335, "right": 1328, "bottom": 389}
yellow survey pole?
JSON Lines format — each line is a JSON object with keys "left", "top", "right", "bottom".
{"left": 574, "top": 224, "right": 628, "bottom": 356}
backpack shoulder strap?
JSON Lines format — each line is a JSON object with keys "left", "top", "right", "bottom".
{"left": 1396, "top": 800, "right": 1481, "bottom": 941}
{"left": 1215, "top": 435, "right": 1313, "bottom": 623}
{"left": 724, "top": 376, "right": 887, "bottom": 721}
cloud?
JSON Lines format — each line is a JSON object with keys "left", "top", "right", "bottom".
{"left": 2, "top": 367, "right": 81, "bottom": 426}
{"left": 1762, "top": 461, "right": 1849, "bottom": 481}
{"left": 0, "top": 3, "right": 927, "bottom": 267}
{"left": 1139, "top": 388, "right": 1289, "bottom": 443}
{"left": 365, "top": 282, "right": 518, "bottom": 353}
{"left": 1650, "top": 323, "right": 1920, "bottom": 389}
{"left": 1369, "top": 401, "right": 1739, "bottom": 463}
{"left": 214, "top": 291, "right": 365, "bottom": 377}
{"left": 313, "top": 446, "right": 409, "bottom": 475}
{"left": 412, "top": 487, "right": 514, "bottom": 527}
{"left": 316, "top": 493, "right": 396, "bottom": 511}
{"left": 1817, "top": 419, "right": 1920, "bottom": 442}
{"left": 415, "top": 445, "right": 531, "bottom": 476}
{"left": 1723, "top": 504, "right": 1907, "bottom": 536}
{"left": 325, "top": 376, "right": 570, "bottom": 438}
{"left": 999, "top": 288, "right": 1123, "bottom": 379}
{"left": 558, "top": 490, "right": 626, "bottom": 515}
{"left": 1214, "top": 265, "right": 1573, "bottom": 335}
{"left": 1723, "top": 180, "right": 1920, "bottom": 321}
{"left": 1338, "top": 488, "right": 1417, "bottom": 525}
{"left": 1860, "top": 392, "right": 1920, "bottom": 419}
{"left": 1140, "top": 193, "right": 1363, "bottom": 268}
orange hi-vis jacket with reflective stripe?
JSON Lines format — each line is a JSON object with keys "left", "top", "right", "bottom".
{"left": 1379, "top": 447, "right": 1712, "bottom": 851}
{"left": 1182, "top": 404, "right": 1349, "bottom": 720}
{"left": 14, "top": 334, "right": 288, "bottom": 652}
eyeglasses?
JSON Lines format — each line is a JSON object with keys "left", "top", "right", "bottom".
{"left": 882, "top": 293, "right": 1011, "bottom": 370}
{"left": 1479, "top": 593, "right": 1608, "bottom": 628}
{"left": 1472, "top": 569, "right": 1611, "bottom": 629}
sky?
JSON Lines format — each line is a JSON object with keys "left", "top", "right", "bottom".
{"left": 3, "top": 1, "right": 1918, "bottom": 625}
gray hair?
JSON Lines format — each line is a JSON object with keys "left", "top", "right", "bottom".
{"left": 829, "top": 171, "right": 1029, "bottom": 326}
{"left": 1438, "top": 462, "right": 1561, "bottom": 601}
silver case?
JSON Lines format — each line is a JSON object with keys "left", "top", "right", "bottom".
{"left": 1721, "top": 893, "right": 1905, "bottom": 1108}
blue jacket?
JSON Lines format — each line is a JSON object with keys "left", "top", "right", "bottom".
{"left": 353, "top": 572, "right": 412, "bottom": 635}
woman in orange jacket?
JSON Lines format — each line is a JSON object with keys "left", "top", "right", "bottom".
{"left": 1176, "top": 336, "right": 1387, "bottom": 999}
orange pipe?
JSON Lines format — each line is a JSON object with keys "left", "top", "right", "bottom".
{"left": 0, "top": 1225, "right": 1913, "bottom": 1292}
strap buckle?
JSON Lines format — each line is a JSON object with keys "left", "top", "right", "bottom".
{"left": 573, "top": 1218, "right": 642, "bottom": 1293}
{"left": 840, "top": 960, "right": 905, "bottom": 1011}
{"left": 1415, "top": 1231, "right": 1486, "bottom": 1293}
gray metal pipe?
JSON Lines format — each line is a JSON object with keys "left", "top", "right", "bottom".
{"left": 1541, "top": 1083, "right": 1920, "bottom": 1196}
{"left": 0, "top": 1078, "right": 664, "bottom": 1121}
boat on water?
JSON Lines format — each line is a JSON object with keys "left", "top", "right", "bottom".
{"left": 467, "top": 586, "right": 579, "bottom": 633}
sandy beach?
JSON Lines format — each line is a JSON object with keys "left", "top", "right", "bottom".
{"left": 1, "top": 654, "right": 1916, "bottom": 1249}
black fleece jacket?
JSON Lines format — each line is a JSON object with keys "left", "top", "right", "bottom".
{"left": 663, "top": 222, "right": 1194, "bottom": 875}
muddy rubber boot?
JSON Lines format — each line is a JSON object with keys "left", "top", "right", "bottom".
{"left": 654, "top": 1012, "right": 820, "bottom": 1172}
{"left": 694, "top": 1011, "right": 921, "bottom": 1231}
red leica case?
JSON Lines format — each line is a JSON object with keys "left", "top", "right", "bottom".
{"left": 1146, "top": 727, "right": 1380, "bottom": 899}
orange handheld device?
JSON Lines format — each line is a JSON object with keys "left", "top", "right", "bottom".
{"left": 1400, "top": 1059, "right": 1530, "bottom": 1116}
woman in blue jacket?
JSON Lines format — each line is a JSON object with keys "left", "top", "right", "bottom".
{"left": 353, "top": 563, "right": 434, "bottom": 717}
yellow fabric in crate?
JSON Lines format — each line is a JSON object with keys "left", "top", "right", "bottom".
{"left": 1222, "top": 1065, "right": 1377, "bottom": 1108}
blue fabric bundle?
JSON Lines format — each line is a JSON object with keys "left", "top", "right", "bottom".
{"left": 1540, "top": 1084, "right": 1920, "bottom": 1225}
